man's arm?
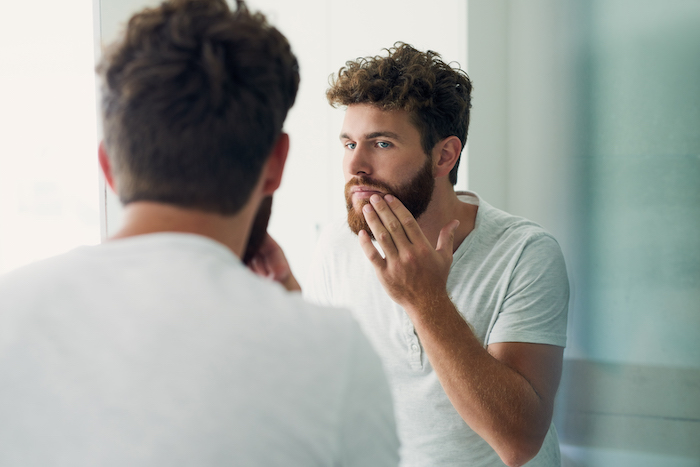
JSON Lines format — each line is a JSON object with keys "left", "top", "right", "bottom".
{"left": 359, "top": 193, "right": 563, "bottom": 467}
{"left": 407, "top": 299, "right": 562, "bottom": 467}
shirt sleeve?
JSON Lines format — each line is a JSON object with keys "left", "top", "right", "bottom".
{"left": 487, "top": 233, "right": 569, "bottom": 347}
{"left": 336, "top": 322, "right": 400, "bottom": 466}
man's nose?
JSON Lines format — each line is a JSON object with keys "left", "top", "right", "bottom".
{"left": 346, "top": 145, "right": 372, "bottom": 176}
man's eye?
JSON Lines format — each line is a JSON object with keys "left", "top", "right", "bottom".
{"left": 345, "top": 142, "right": 356, "bottom": 150}
{"left": 377, "top": 141, "right": 391, "bottom": 149}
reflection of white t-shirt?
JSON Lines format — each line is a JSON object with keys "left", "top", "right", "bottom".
{"left": 305, "top": 192, "right": 569, "bottom": 467}
{"left": 0, "top": 233, "right": 399, "bottom": 467}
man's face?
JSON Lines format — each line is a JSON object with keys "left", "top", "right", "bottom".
{"left": 340, "top": 104, "right": 435, "bottom": 238}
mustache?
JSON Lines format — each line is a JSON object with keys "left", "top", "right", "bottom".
{"left": 344, "top": 176, "right": 394, "bottom": 194}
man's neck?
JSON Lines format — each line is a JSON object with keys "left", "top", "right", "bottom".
{"left": 416, "top": 184, "right": 478, "bottom": 252}
{"left": 109, "top": 201, "right": 252, "bottom": 258}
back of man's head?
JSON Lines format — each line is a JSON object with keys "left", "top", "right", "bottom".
{"left": 98, "top": 0, "right": 299, "bottom": 215}
{"left": 327, "top": 42, "right": 471, "bottom": 185}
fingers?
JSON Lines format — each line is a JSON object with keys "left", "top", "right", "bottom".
{"left": 247, "top": 233, "right": 291, "bottom": 282}
{"left": 249, "top": 256, "right": 272, "bottom": 277}
{"left": 363, "top": 194, "right": 418, "bottom": 253}
{"left": 358, "top": 229, "right": 386, "bottom": 267}
{"left": 362, "top": 201, "right": 399, "bottom": 257}
{"left": 383, "top": 194, "right": 426, "bottom": 245}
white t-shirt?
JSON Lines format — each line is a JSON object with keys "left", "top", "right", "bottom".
{"left": 0, "top": 233, "right": 399, "bottom": 467}
{"left": 304, "top": 192, "right": 569, "bottom": 467}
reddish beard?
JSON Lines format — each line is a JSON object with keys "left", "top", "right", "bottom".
{"left": 344, "top": 157, "right": 435, "bottom": 240}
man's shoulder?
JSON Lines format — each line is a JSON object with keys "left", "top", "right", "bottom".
{"left": 473, "top": 196, "right": 558, "bottom": 246}
{"left": 0, "top": 234, "right": 227, "bottom": 292}
{"left": 0, "top": 246, "right": 88, "bottom": 292}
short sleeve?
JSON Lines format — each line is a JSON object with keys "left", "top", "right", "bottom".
{"left": 487, "top": 233, "right": 569, "bottom": 347}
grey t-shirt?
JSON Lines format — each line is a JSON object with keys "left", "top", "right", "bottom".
{"left": 305, "top": 192, "right": 569, "bottom": 466}
{"left": 0, "top": 233, "right": 399, "bottom": 467}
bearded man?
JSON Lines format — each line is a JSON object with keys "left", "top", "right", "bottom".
{"left": 252, "top": 43, "right": 569, "bottom": 467}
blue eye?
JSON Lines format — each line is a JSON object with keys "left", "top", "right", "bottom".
{"left": 345, "top": 142, "right": 356, "bottom": 150}
{"left": 377, "top": 141, "right": 391, "bottom": 149}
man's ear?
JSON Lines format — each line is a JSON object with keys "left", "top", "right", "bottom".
{"left": 260, "top": 132, "right": 290, "bottom": 195}
{"left": 433, "top": 136, "right": 462, "bottom": 179}
{"left": 98, "top": 141, "right": 117, "bottom": 193}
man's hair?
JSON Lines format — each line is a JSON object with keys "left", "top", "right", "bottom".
{"left": 327, "top": 42, "right": 471, "bottom": 185}
{"left": 98, "top": 0, "right": 299, "bottom": 214}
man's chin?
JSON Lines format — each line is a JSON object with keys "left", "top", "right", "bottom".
{"left": 351, "top": 201, "right": 367, "bottom": 216}
{"left": 346, "top": 204, "right": 373, "bottom": 239}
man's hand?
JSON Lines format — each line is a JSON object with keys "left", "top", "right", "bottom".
{"left": 358, "top": 194, "right": 459, "bottom": 309}
{"left": 247, "top": 233, "right": 301, "bottom": 292}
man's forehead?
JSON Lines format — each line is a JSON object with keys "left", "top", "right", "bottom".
{"left": 340, "top": 104, "right": 417, "bottom": 139}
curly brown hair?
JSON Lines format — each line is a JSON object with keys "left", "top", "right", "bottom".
{"left": 98, "top": 0, "right": 299, "bottom": 214}
{"left": 327, "top": 42, "right": 471, "bottom": 185}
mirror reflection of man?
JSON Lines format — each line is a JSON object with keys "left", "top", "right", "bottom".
{"left": 0, "top": 1, "right": 399, "bottom": 465}
{"left": 254, "top": 43, "right": 569, "bottom": 467}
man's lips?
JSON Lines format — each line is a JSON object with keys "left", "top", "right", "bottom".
{"left": 350, "top": 186, "right": 385, "bottom": 199}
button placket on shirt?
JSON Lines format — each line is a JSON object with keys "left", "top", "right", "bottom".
{"left": 401, "top": 308, "right": 423, "bottom": 370}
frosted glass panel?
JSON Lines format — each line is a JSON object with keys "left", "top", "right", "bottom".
{"left": 559, "top": 0, "right": 700, "bottom": 464}
{"left": 576, "top": 0, "right": 700, "bottom": 369}
{"left": 467, "top": 1, "right": 700, "bottom": 465}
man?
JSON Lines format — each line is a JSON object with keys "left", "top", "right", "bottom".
{"left": 256, "top": 43, "right": 569, "bottom": 466}
{"left": 0, "top": 1, "right": 399, "bottom": 465}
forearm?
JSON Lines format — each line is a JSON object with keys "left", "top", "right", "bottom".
{"left": 406, "top": 295, "right": 552, "bottom": 466}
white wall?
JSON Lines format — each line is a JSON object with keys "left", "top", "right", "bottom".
{"left": 0, "top": 1, "right": 100, "bottom": 274}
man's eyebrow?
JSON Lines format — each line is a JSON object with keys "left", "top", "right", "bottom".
{"left": 367, "top": 131, "right": 401, "bottom": 140}
{"left": 339, "top": 131, "right": 402, "bottom": 141}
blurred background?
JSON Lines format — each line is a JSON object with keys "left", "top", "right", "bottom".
{"left": 0, "top": 0, "right": 100, "bottom": 274}
{"left": 0, "top": 1, "right": 698, "bottom": 466}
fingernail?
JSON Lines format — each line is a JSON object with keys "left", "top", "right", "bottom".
{"left": 370, "top": 194, "right": 381, "bottom": 203}
{"left": 363, "top": 203, "right": 373, "bottom": 213}
{"left": 385, "top": 194, "right": 395, "bottom": 203}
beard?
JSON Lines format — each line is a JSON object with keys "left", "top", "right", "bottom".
{"left": 345, "top": 157, "right": 435, "bottom": 240}
{"left": 242, "top": 195, "right": 273, "bottom": 264}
